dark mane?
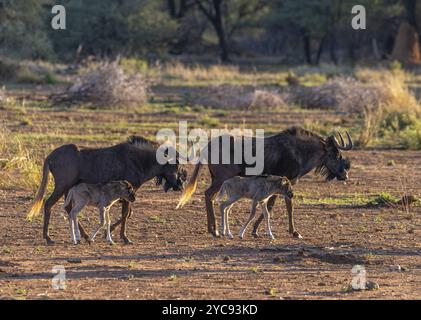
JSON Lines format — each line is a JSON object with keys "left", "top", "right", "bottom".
{"left": 284, "top": 126, "right": 325, "bottom": 141}
{"left": 127, "top": 135, "right": 158, "bottom": 151}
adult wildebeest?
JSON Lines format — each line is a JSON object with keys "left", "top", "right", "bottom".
{"left": 177, "top": 126, "right": 353, "bottom": 238}
{"left": 28, "top": 136, "right": 188, "bottom": 245}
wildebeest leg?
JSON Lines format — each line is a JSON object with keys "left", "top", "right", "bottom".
{"left": 285, "top": 196, "right": 302, "bottom": 238}
{"left": 205, "top": 182, "right": 222, "bottom": 237}
{"left": 120, "top": 200, "right": 133, "bottom": 244}
{"left": 239, "top": 200, "right": 258, "bottom": 239}
{"left": 43, "top": 188, "right": 66, "bottom": 245}
{"left": 252, "top": 195, "right": 277, "bottom": 237}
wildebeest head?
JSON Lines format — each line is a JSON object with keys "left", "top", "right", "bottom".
{"left": 318, "top": 132, "right": 353, "bottom": 181}
{"left": 156, "top": 146, "right": 191, "bottom": 192}
{"left": 157, "top": 164, "right": 187, "bottom": 192}
{"left": 118, "top": 180, "right": 136, "bottom": 202}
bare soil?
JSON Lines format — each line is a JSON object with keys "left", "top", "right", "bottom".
{"left": 0, "top": 102, "right": 420, "bottom": 300}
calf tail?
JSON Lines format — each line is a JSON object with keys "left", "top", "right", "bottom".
{"left": 27, "top": 160, "right": 50, "bottom": 221}
{"left": 63, "top": 189, "right": 73, "bottom": 209}
{"left": 215, "top": 184, "right": 226, "bottom": 203}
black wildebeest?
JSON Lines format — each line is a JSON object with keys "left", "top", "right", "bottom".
{"left": 177, "top": 126, "right": 353, "bottom": 238}
{"left": 28, "top": 136, "right": 188, "bottom": 245}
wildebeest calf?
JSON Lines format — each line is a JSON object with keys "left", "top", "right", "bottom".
{"left": 64, "top": 181, "right": 136, "bottom": 245}
{"left": 216, "top": 175, "right": 293, "bottom": 240}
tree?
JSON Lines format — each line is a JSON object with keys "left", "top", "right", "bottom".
{"left": 0, "top": 0, "right": 53, "bottom": 59}
{"left": 194, "top": 0, "right": 229, "bottom": 61}
{"left": 391, "top": 0, "right": 421, "bottom": 64}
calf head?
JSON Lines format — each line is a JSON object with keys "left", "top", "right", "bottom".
{"left": 119, "top": 180, "right": 136, "bottom": 202}
{"left": 277, "top": 177, "right": 294, "bottom": 199}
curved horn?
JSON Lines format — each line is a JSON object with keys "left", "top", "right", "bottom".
{"left": 334, "top": 131, "right": 353, "bottom": 151}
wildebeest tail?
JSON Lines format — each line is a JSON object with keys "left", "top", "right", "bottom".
{"left": 176, "top": 161, "right": 202, "bottom": 209}
{"left": 27, "top": 160, "right": 50, "bottom": 221}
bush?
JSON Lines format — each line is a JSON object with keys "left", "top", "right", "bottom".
{"left": 0, "top": 127, "right": 42, "bottom": 192}
{"left": 51, "top": 62, "right": 149, "bottom": 108}
{"left": 189, "top": 85, "right": 287, "bottom": 110}
{"left": 287, "top": 70, "right": 420, "bottom": 114}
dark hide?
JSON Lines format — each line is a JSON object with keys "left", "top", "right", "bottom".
{"left": 29, "top": 135, "right": 187, "bottom": 244}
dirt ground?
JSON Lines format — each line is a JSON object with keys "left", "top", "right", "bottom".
{"left": 0, "top": 94, "right": 420, "bottom": 300}
{"left": 0, "top": 148, "right": 420, "bottom": 299}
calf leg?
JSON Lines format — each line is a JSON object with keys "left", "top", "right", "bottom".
{"left": 69, "top": 205, "right": 83, "bottom": 245}
{"left": 224, "top": 204, "right": 235, "bottom": 239}
{"left": 252, "top": 195, "right": 277, "bottom": 237}
{"left": 239, "top": 200, "right": 258, "bottom": 239}
{"left": 219, "top": 197, "right": 239, "bottom": 238}
{"left": 261, "top": 202, "right": 275, "bottom": 240}
{"left": 105, "top": 209, "right": 114, "bottom": 245}
{"left": 65, "top": 201, "right": 89, "bottom": 242}
{"left": 89, "top": 207, "right": 106, "bottom": 243}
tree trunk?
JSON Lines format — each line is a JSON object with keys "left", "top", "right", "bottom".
{"left": 212, "top": 0, "right": 229, "bottom": 62}
{"left": 302, "top": 33, "right": 312, "bottom": 64}
{"left": 391, "top": 0, "right": 420, "bottom": 65}
{"left": 391, "top": 22, "right": 421, "bottom": 65}
{"left": 315, "top": 36, "right": 326, "bottom": 65}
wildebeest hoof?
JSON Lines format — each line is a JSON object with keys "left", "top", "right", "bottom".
{"left": 227, "top": 233, "right": 234, "bottom": 239}
{"left": 108, "top": 241, "right": 115, "bottom": 246}
{"left": 252, "top": 232, "right": 260, "bottom": 238}
{"left": 122, "top": 237, "right": 133, "bottom": 245}
{"left": 292, "top": 231, "right": 303, "bottom": 239}
{"left": 46, "top": 238, "right": 55, "bottom": 245}
{"left": 211, "top": 230, "right": 220, "bottom": 238}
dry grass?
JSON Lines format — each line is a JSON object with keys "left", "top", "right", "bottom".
{"left": 51, "top": 61, "right": 148, "bottom": 108}
{"left": 287, "top": 71, "right": 420, "bottom": 114}
{"left": 0, "top": 127, "right": 41, "bottom": 192}
{"left": 189, "top": 85, "right": 287, "bottom": 110}
{"left": 161, "top": 62, "right": 280, "bottom": 85}
{"left": 0, "top": 86, "right": 6, "bottom": 104}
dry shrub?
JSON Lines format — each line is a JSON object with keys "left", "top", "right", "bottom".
{"left": 287, "top": 72, "right": 420, "bottom": 114}
{"left": 190, "top": 85, "right": 287, "bottom": 110}
{"left": 0, "top": 127, "right": 41, "bottom": 192}
{"left": 52, "top": 62, "right": 148, "bottom": 108}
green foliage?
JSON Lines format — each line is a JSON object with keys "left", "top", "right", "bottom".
{"left": 50, "top": 0, "right": 178, "bottom": 60}
{"left": 0, "top": 0, "right": 53, "bottom": 59}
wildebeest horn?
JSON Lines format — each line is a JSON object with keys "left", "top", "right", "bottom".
{"left": 333, "top": 131, "right": 353, "bottom": 151}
